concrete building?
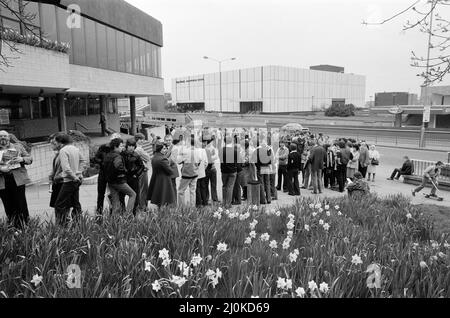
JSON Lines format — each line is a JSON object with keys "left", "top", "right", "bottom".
{"left": 375, "top": 92, "right": 419, "bottom": 107}
{"left": 172, "top": 65, "right": 366, "bottom": 114}
{"left": 0, "top": 0, "right": 164, "bottom": 140}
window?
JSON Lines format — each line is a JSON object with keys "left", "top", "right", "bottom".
{"left": 84, "top": 18, "right": 97, "bottom": 67}
{"left": 2, "top": 18, "right": 20, "bottom": 31}
{"left": 157, "top": 46, "right": 162, "bottom": 78}
{"left": 39, "top": 4, "right": 57, "bottom": 42}
{"left": 22, "top": 1, "right": 40, "bottom": 28}
{"left": 132, "top": 36, "right": 140, "bottom": 74}
{"left": 108, "top": 98, "right": 117, "bottom": 114}
{"left": 71, "top": 15, "right": 86, "bottom": 65}
{"left": 124, "top": 34, "right": 132, "bottom": 73}
{"left": 40, "top": 98, "right": 52, "bottom": 118}
{"left": 56, "top": 7, "right": 72, "bottom": 62}
{"left": 145, "top": 42, "right": 152, "bottom": 76}
{"left": 88, "top": 98, "right": 100, "bottom": 115}
{"left": 139, "top": 39, "right": 146, "bottom": 76}
{"left": 116, "top": 31, "right": 125, "bottom": 72}
{"left": 107, "top": 27, "right": 117, "bottom": 71}
{"left": 96, "top": 23, "right": 107, "bottom": 69}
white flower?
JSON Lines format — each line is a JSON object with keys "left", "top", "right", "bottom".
{"left": 318, "top": 208, "right": 324, "bottom": 213}
{"left": 206, "top": 255, "right": 213, "bottom": 262}
{"left": 275, "top": 211, "right": 281, "bottom": 217}
{"left": 326, "top": 212, "right": 331, "bottom": 217}
{"left": 412, "top": 243, "right": 419, "bottom": 250}
{"left": 206, "top": 269, "right": 215, "bottom": 279}
{"left": 406, "top": 213, "right": 412, "bottom": 219}
{"left": 142, "top": 253, "right": 147, "bottom": 259}
{"left": 162, "top": 258, "right": 172, "bottom": 267}
{"left": 218, "top": 207, "right": 223, "bottom": 213}
{"left": 307, "top": 257, "right": 314, "bottom": 263}
{"left": 217, "top": 242, "right": 228, "bottom": 252}
{"left": 287, "top": 231, "right": 294, "bottom": 238}
{"left": 319, "top": 219, "right": 324, "bottom": 226}
{"left": 304, "top": 224, "right": 310, "bottom": 232}
{"left": 171, "top": 275, "right": 187, "bottom": 288}
{"left": 152, "top": 280, "right": 161, "bottom": 292}
{"left": 144, "top": 261, "right": 152, "bottom": 272}
{"left": 431, "top": 241, "right": 439, "bottom": 249}
{"left": 319, "top": 282, "right": 329, "bottom": 293}
{"left": 206, "top": 268, "right": 222, "bottom": 288}
{"left": 245, "top": 237, "right": 252, "bottom": 245}
{"left": 315, "top": 203, "right": 321, "bottom": 209}
{"left": 308, "top": 280, "right": 318, "bottom": 291}
{"left": 438, "top": 252, "right": 446, "bottom": 258}
{"left": 343, "top": 237, "right": 350, "bottom": 244}
{"left": 419, "top": 261, "right": 427, "bottom": 268}
{"left": 296, "top": 287, "right": 306, "bottom": 298}
{"left": 325, "top": 205, "right": 330, "bottom": 210}
{"left": 191, "top": 254, "right": 203, "bottom": 267}
{"left": 288, "top": 214, "right": 295, "bottom": 220}
{"left": 228, "top": 212, "right": 237, "bottom": 220}
{"left": 249, "top": 220, "right": 258, "bottom": 230}
{"left": 287, "top": 222, "right": 295, "bottom": 230}
{"left": 260, "top": 233, "right": 270, "bottom": 242}
{"left": 351, "top": 254, "right": 363, "bottom": 265}
{"left": 335, "top": 205, "right": 340, "bottom": 210}
{"left": 178, "top": 262, "right": 192, "bottom": 277}
{"left": 277, "top": 277, "right": 287, "bottom": 289}
{"left": 366, "top": 264, "right": 382, "bottom": 289}
{"left": 269, "top": 240, "right": 278, "bottom": 249}
{"left": 282, "top": 238, "right": 291, "bottom": 250}
{"left": 312, "top": 212, "right": 317, "bottom": 217}
{"left": 213, "top": 211, "right": 222, "bottom": 220}
{"left": 294, "top": 249, "right": 300, "bottom": 255}
{"left": 249, "top": 231, "right": 257, "bottom": 239}
{"left": 444, "top": 242, "right": 450, "bottom": 249}
{"left": 323, "top": 223, "right": 330, "bottom": 231}
{"left": 239, "top": 212, "right": 250, "bottom": 221}
{"left": 251, "top": 295, "right": 260, "bottom": 298}
{"left": 286, "top": 279, "right": 293, "bottom": 290}
{"left": 289, "top": 252, "right": 298, "bottom": 263}
{"left": 309, "top": 203, "right": 315, "bottom": 209}
{"left": 215, "top": 268, "right": 223, "bottom": 279}
{"left": 252, "top": 205, "right": 259, "bottom": 211}
{"left": 158, "top": 248, "right": 170, "bottom": 260}
{"left": 430, "top": 255, "right": 438, "bottom": 261}
{"left": 31, "top": 274, "right": 43, "bottom": 287}
{"left": 337, "top": 212, "right": 343, "bottom": 216}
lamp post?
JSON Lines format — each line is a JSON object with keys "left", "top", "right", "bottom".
{"left": 203, "top": 56, "right": 237, "bottom": 113}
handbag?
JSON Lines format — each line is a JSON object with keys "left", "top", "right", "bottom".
{"left": 371, "top": 158, "right": 379, "bottom": 166}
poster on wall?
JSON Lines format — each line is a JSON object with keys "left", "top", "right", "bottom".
{"left": 0, "top": 109, "right": 10, "bottom": 125}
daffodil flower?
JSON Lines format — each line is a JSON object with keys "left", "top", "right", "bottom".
{"left": 269, "top": 240, "right": 278, "bottom": 249}
{"left": 304, "top": 224, "right": 310, "bottom": 232}
{"left": 260, "top": 233, "right": 270, "bottom": 242}
{"left": 296, "top": 287, "right": 306, "bottom": 298}
{"left": 217, "top": 242, "right": 228, "bottom": 252}
{"left": 319, "top": 220, "right": 324, "bottom": 226}
{"left": 406, "top": 213, "right": 412, "bottom": 219}
{"left": 249, "top": 231, "right": 257, "bottom": 239}
{"left": 190, "top": 254, "right": 203, "bottom": 267}
{"left": 144, "top": 261, "right": 152, "bottom": 272}
{"left": 244, "top": 237, "right": 252, "bottom": 245}
{"left": 308, "top": 280, "right": 318, "bottom": 291}
{"left": 152, "top": 280, "right": 161, "bottom": 292}
{"left": 319, "top": 282, "right": 329, "bottom": 293}
{"left": 31, "top": 274, "right": 43, "bottom": 287}
{"left": 158, "top": 248, "right": 170, "bottom": 260}
{"left": 351, "top": 254, "right": 363, "bottom": 265}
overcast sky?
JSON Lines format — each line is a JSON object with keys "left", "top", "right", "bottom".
{"left": 125, "top": 0, "right": 448, "bottom": 101}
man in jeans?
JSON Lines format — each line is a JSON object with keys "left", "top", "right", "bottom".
{"left": 178, "top": 136, "right": 202, "bottom": 207}
{"left": 309, "top": 139, "right": 327, "bottom": 194}
{"left": 104, "top": 138, "right": 136, "bottom": 215}
{"left": 220, "top": 134, "right": 238, "bottom": 208}
{"left": 52, "top": 133, "right": 86, "bottom": 226}
{"left": 276, "top": 141, "right": 289, "bottom": 192}
{"left": 205, "top": 138, "right": 219, "bottom": 203}
{"left": 412, "top": 161, "right": 445, "bottom": 197}
{"left": 134, "top": 133, "right": 151, "bottom": 211}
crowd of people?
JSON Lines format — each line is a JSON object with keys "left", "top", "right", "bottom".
{"left": 0, "top": 127, "right": 447, "bottom": 229}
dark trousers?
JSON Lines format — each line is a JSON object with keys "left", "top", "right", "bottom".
{"left": 270, "top": 173, "right": 277, "bottom": 200}
{"left": 0, "top": 174, "right": 29, "bottom": 229}
{"left": 222, "top": 172, "right": 237, "bottom": 208}
{"left": 259, "top": 173, "right": 271, "bottom": 204}
{"left": 109, "top": 182, "right": 136, "bottom": 215}
{"left": 138, "top": 171, "right": 149, "bottom": 210}
{"left": 311, "top": 169, "right": 323, "bottom": 194}
{"left": 97, "top": 170, "right": 107, "bottom": 214}
{"left": 303, "top": 163, "right": 311, "bottom": 188}
{"left": 171, "top": 178, "right": 177, "bottom": 203}
{"left": 336, "top": 165, "right": 347, "bottom": 193}
{"left": 324, "top": 169, "right": 336, "bottom": 188}
{"left": 277, "top": 165, "right": 288, "bottom": 191}
{"left": 205, "top": 167, "right": 218, "bottom": 202}
{"left": 232, "top": 171, "right": 244, "bottom": 205}
{"left": 359, "top": 165, "right": 368, "bottom": 178}
{"left": 196, "top": 177, "right": 208, "bottom": 206}
{"left": 123, "top": 176, "right": 140, "bottom": 215}
{"left": 287, "top": 169, "right": 300, "bottom": 195}
{"left": 54, "top": 181, "right": 81, "bottom": 226}
{"left": 390, "top": 169, "right": 408, "bottom": 180}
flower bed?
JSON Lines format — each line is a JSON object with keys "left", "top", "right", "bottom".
{"left": 0, "top": 194, "right": 449, "bottom": 298}
{"left": 1, "top": 28, "right": 70, "bottom": 53}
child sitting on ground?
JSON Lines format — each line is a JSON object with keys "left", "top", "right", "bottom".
{"left": 347, "top": 171, "right": 370, "bottom": 199}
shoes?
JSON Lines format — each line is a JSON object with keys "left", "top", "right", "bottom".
{"left": 311, "top": 191, "right": 318, "bottom": 195}
{"left": 301, "top": 186, "right": 307, "bottom": 189}
{"left": 395, "top": 178, "right": 400, "bottom": 180}
{"left": 276, "top": 187, "right": 281, "bottom": 191}
{"left": 288, "top": 193, "right": 295, "bottom": 196}
{"left": 412, "top": 191, "right": 416, "bottom": 197}
{"left": 387, "top": 178, "right": 393, "bottom": 181}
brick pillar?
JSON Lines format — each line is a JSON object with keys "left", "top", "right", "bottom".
{"left": 56, "top": 93, "right": 67, "bottom": 132}
{"left": 130, "top": 96, "right": 136, "bottom": 135}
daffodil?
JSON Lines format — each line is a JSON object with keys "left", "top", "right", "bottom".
{"left": 319, "top": 282, "right": 329, "bottom": 293}
{"left": 289, "top": 252, "right": 298, "bottom": 263}
{"left": 296, "top": 287, "right": 306, "bottom": 298}
{"left": 178, "top": 262, "right": 192, "bottom": 277}
{"left": 309, "top": 203, "right": 315, "bottom": 209}
{"left": 249, "top": 231, "right": 257, "bottom": 239}
{"left": 315, "top": 203, "right": 321, "bottom": 209}
{"left": 318, "top": 208, "right": 324, "bottom": 213}
{"left": 152, "top": 280, "right": 161, "bottom": 292}
{"left": 159, "top": 248, "right": 170, "bottom": 260}
{"left": 145, "top": 261, "right": 152, "bottom": 272}
{"left": 31, "top": 274, "right": 43, "bottom": 287}
{"left": 326, "top": 212, "right": 331, "bottom": 217}
{"left": 277, "top": 277, "right": 287, "bottom": 289}
{"left": 294, "top": 249, "right": 300, "bottom": 255}
{"left": 431, "top": 241, "right": 439, "bottom": 249}
{"left": 218, "top": 207, "right": 223, "bottom": 213}
{"left": 217, "top": 242, "right": 228, "bottom": 252}
{"left": 171, "top": 275, "right": 187, "bottom": 288}
{"left": 366, "top": 264, "right": 382, "bottom": 289}
{"left": 351, "top": 254, "right": 363, "bottom": 265}
{"left": 213, "top": 211, "right": 222, "bottom": 220}
{"left": 244, "top": 237, "right": 252, "bottom": 245}
{"left": 343, "top": 237, "right": 350, "bottom": 244}
{"left": 406, "top": 213, "right": 412, "bottom": 219}
{"left": 337, "top": 211, "right": 343, "bottom": 216}
{"left": 319, "top": 219, "right": 324, "bottom": 226}
{"left": 269, "top": 240, "right": 278, "bottom": 249}
{"left": 308, "top": 280, "right": 318, "bottom": 291}
{"left": 288, "top": 214, "right": 295, "bottom": 220}
{"left": 275, "top": 211, "right": 281, "bottom": 217}
{"left": 142, "top": 253, "right": 147, "bottom": 259}
{"left": 287, "top": 222, "right": 295, "bottom": 230}
{"left": 419, "top": 261, "right": 427, "bottom": 268}
{"left": 304, "top": 224, "right": 310, "bottom": 232}
{"left": 335, "top": 205, "right": 340, "bottom": 210}
{"left": 252, "top": 205, "right": 259, "bottom": 211}
{"left": 282, "top": 238, "right": 291, "bottom": 250}
{"left": 323, "top": 223, "right": 330, "bottom": 231}
{"left": 162, "top": 258, "right": 172, "bottom": 267}
{"left": 260, "top": 233, "right": 270, "bottom": 242}
{"left": 312, "top": 212, "right": 317, "bottom": 217}
{"left": 190, "top": 254, "right": 203, "bottom": 267}
{"left": 325, "top": 205, "right": 330, "bottom": 210}
{"left": 249, "top": 220, "right": 258, "bottom": 230}
{"left": 438, "top": 252, "right": 446, "bottom": 258}
{"left": 287, "top": 231, "right": 294, "bottom": 238}
{"left": 286, "top": 279, "right": 293, "bottom": 290}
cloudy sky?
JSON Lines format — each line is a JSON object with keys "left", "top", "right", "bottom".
{"left": 125, "top": 0, "right": 448, "bottom": 101}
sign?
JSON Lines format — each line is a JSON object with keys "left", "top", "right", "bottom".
{"left": 0, "top": 109, "right": 10, "bottom": 125}
{"left": 423, "top": 106, "right": 431, "bottom": 123}
{"left": 388, "top": 106, "right": 404, "bottom": 115}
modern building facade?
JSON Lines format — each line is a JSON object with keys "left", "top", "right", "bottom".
{"left": 172, "top": 65, "right": 365, "bottom": 113}
{"left": 375, "top": 92, "right": 419, "bottom": 107}
{"left": 0, "top": 0, "right": 164, "bottom": 140}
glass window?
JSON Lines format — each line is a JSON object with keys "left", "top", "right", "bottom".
{"left": 40, "top": 98, "right": 51, "bottom": 118}
{"left": 23, "top": 1, "right": 40, "bottom": 27}
{"left": 1, "top": 0, "right": 19, "bottom": 20}
{"left": 116, "top": 31, "right": 125, "bottom": 72}
{"left": 39, "top": 3, "right": 57, "bottom": 41}
{"left": 124, "top": 34, "right": 132, "bottom": 73}
{"left": 132, "top": 36, "right": 140, "bottom": 74}
{"left": 108, "top": 98, "right": 117, "bottom": 114}
{"left": 31, "top": 98, "right": 40, "bottom": 119}
{"left": 145, "top": 42, "right": 152, "bottom": 76}
{"left": 107, "top": 27, "right": 117, "bottom": 71}
{"left": 71, "top": 15, "right": 85, "bottom": 65}
{"left": 96, "top": 23, "right": 107, "bottom": 69}
{"left": 84, "top": 18, "right": 97, "bottom": 68}
{"left": 152, "top": 45, "right": 157, "bottom": 77}
{"left": 88, "top": 98, "right": 101, "bottom": 115}
{"left": 157, "top": 46, "right": 162, "bottom": 78}
{"left": 2, "top": 18, "right": 20, "bottom": 31}
{"left": 56, "top": 7, "right": 72, "bottom": 62}
{"left": 139, "top": 40, "right": 146, "bottom": 76}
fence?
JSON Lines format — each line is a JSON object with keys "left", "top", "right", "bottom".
{"left": 410, "top": 159, "right": 450, "bottom": 182}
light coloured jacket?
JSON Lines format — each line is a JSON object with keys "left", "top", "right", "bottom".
{"left": 0, "top": 143, "right": 33, "bottom": 190}
{"left": 58, "top": 144, "right": 86, "bottom": 183}
{"left": 347, "top": 150, "right": 360, "bottom": 170}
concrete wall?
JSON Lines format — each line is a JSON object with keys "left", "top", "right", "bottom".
{"left": 27, "top": 141, "right": 89, "bottom": 184}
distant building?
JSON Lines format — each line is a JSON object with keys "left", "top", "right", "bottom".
{"left": 309, "top": 65, "right": 344, "bottom": 73}
{"left": 172, "top": 65, "right": 366, "bottom": 113}
{"left": 375, "top": 92, "right": 418, "bottom": 107}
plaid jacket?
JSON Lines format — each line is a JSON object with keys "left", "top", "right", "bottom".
{"left": 0, "top": 143, "right": 33, "bottom": 190}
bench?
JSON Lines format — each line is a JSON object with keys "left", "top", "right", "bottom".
{"left": 403, "top": 159, "right": 450, "bottom": 191}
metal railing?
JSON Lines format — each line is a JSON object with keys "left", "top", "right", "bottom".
{"left": 410, "top": 159, "right": 450, "bottom": 182}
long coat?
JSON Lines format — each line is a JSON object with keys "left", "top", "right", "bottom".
{"left": 148, "top": 152, "right": 176, "bottom": 207}
{"left": 309, "top": 145, "right": 327, "bottom": 172}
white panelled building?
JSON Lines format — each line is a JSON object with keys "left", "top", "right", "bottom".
{"left": 172, "top": 65, "right": 366, "bottom": 113}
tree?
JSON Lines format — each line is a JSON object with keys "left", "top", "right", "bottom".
{"left": 0, "top": 0, "right": 41, "bottom": 68}
{"left": 325, "top": 104, "right": 356, "bottom": 117}
{"left": 362, "top": 0, "right": 450, "bottom": 86}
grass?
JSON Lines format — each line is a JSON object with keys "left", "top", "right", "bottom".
{"left": 417, "top": 204, "right": 450, "bottom": 235}
{"left": 0, "top": 194, "right": 449, "bottom": 298}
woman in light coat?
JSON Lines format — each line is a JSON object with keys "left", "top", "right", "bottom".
{"left": 347, "top": 144, "right": 360, "bottom": 180}
{"left": 367, "top": 145, "right": 380, "bottom": 182}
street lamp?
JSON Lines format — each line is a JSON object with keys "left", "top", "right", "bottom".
{"left": 203, "top": 56, "right": 237, "bottom": 113}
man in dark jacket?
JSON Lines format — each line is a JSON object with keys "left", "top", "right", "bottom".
{"left": 309, "top": 140, "right": 327, "bottom": 194}
{"left": 94, "top": 143, "right": 111, "bottom": 215}
{"left": 335, "top": 141, "right": 349, "bottom": 193}
{"left": 388, "top": 156, "right": 414, "bottom": 180}
{"left": 103, "top": 138, "right": 136, "bottom": 215}
{"left": 122, "top": 139, "right": 145, "bottom": 215}
{"left": 220, "top": 134, "right": 238, "bottom": 208}
{"left": 286, "top": 143, "right": 302, "bottom": 196}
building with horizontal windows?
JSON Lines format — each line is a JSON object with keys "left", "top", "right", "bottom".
{"left": 0, "top": 0, "right": 164, "bottom": 140}
{"left": 172, "top": 65, "right": 365, "bottom": 113}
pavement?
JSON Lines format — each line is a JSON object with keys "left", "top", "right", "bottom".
{"left": 1, "top": 145, "right": 449, "bottom": 224}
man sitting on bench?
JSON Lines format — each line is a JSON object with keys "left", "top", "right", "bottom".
{"left": 412, "top": 161, "right": 445, "bottom": 198}
{"left": 387, "top": 156, "right": 413, "bottom": 181}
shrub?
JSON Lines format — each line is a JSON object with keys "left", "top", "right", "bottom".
{"left": 325, "top": 104, "right": 356, "bottom": 117}
{"left": 0, "top": 194, "right": 448, "bottom": 298}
